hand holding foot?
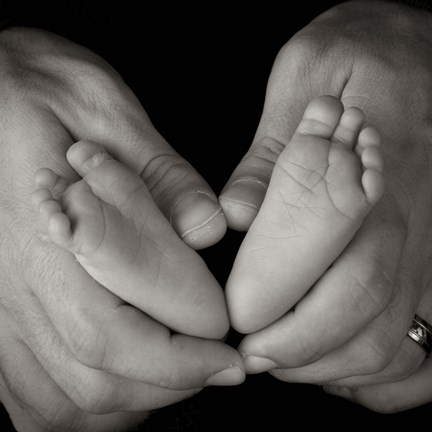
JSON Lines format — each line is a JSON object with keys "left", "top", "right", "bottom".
{"left": 227, "top": 96, "right": 384, "bottom": 333}
{"left": 33, "top": 140, "right": 229, "bottom": 338}
{"left": 221, "top": 0, "right": 432, "bottom": 405}
{"left": 0, "top": 27, "right": 242, "bottom": 432}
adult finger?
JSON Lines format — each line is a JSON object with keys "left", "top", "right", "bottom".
{"left": 6, "top": 27, "right": 226, "bottom": 249}
{"left": 238, "top": 206, "right": 398, "bottom": 369}
{"left": 323, "top": 355, "right": 432, "bottom": 414}
{"left": 0, "top": 73, "right": 244, "bottom": 413}
{"left": 57, "top": 69, "right": 226, "bottom": 250}
{"left": 18, "top": 238, "right": 245, "bottom": 395}
{"left": 0, "top": 324, "right": 150, "bottom": 431}
{"left": 10, "top": 101, "right": 228, "bottom": 339}
{"left": 219, "top": 36, "right": 352, "bottom": 230}
{"left": 321, "top": 287, "right": 432, "bottom": 388}
{"left": 236, "top": 201, "right": 428, "bottom": 386}
{"left": 241, "top": 273, "right": 425, "bottom": 388}
{"left": 238, "top": 201, "right": 421, "bottom": 381}
{"left": 2, "top": 239, "right": 211, "bottom": 416}
{"left": 55, "top": 140, "right": 229, "bottom": 338}
{"left": 233, "top": 76, "right": 430, "bottom": 381}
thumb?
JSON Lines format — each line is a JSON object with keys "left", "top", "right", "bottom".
{"left": 219, "top": 38, "right": 350, "bottom": 231}
{"left": 50, "top": 65, "right": 226, "bottom": 250}
{"left": 219, "top": 48, "right": 311, "bottom": 231}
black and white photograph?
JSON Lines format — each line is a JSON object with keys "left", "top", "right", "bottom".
{"left": 0, "top": 0, "right": 431, "bottom": 430}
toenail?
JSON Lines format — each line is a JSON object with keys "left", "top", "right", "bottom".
{"left": 81, "top": 152, "right": 112, "bottom": 175}
{"left": 170, "top": 192, "right": 223, "bottom": 240}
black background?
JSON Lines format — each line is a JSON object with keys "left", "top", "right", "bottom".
{"left": 0, "top": 0, "right": 431, "bottom": 430}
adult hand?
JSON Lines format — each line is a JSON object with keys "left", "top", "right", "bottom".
{"left": 220, "top": 0, "right": 432, "bottom": 410}
{"left": 324, "top": 286, "right": 432, "bottom": 413}
{"left": 0, "top": 27, "right": 243, "bottom": 432}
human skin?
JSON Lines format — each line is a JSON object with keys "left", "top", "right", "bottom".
{"left": 325, "top": 285, "right": 432, "bottom": 413}
{"left": 1, "top": 1, "right": 432, "bottom": 430}
{"left": 0, "top": 27, "right": 244, "bottom": 432}
{"left": 220, "top": 0, "right": 432, "bottom": 413}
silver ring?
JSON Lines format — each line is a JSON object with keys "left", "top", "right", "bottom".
{"left": 407, "top": 314, "right": 432, "bottom": 356}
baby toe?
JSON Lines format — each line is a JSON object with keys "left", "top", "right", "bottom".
{"left": 67, "top": 140, "right": 112, "bottom": 177}
{"left": 356, "top": 126, "right": 381, "bottom": 156}
{"left": 47, "top": 212, "right": 72, "bottom": 247}
{"left": 296, "top": 95, "right": 344, "bottom": 139}
{"left": 332, "top": 107, "right": 365, "bottom": 148}
{"left": 31, "top": 188, "right": 52, "bottom": 207}
{"left": 34, "top": 168, "right": 59, "bottom": 189}
{"left": 34, "top": 168, "right": 70, "bottom": 197}
{"left": 362, "top": 168, "right": 384, "bottom": 205}
{"left": 39, "top": 199, "right": 62, "bottom": 224}
{"left": 361, "top": 145, "right": 384, "bottom": 173}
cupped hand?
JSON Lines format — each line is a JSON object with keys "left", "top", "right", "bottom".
{"left": 324, "top": 286, "right": 432, "bottom": 413}
{"left": 0, "top": 27, "right": 243, "bottom": 432}
{"left": 221, "top": 0, "right": 432, "bottom": 408}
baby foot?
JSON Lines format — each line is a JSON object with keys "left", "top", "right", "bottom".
{"left": 227, "top": 95, "right": 384, "bottom": 334}
{"left": 32, "top": 141, "right": 229, "bottom": 339}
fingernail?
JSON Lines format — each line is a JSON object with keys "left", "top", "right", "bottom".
{"left": 170, "top": 192, "right": 225, "bottom": 242}
{"left": 243, "top": 355, "right": 278, "bottom": 374}
{"left": 219, "top": 179, "right": 267, "bottom": 231}
{"left": 205, "top": 365, "right": 245, "bottom": 387}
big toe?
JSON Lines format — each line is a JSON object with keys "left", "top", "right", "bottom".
{"left": 296, "top": 95, "right": 344, "bottom": 139}
{"left": 67, "top": 141, "right": 112, "bottom": 177}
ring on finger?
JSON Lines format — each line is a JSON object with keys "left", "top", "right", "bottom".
{"left": 407, "top": 314, "right": 432, "bottom": 356}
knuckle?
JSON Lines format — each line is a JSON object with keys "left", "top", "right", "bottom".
{"left": 277, "top": 35, "right": 321, "bottom": 70}
{"left": 65, "top": 55, "right": 118, "bottom": 85}
{"left": 275, "top": 28, "right": 350, "bottom": 81}
{"left": 0, "top": 32, "right": 117, "bottom": 103}
{"left": 50, "top": 50, "right": 122, "bottom": 100}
